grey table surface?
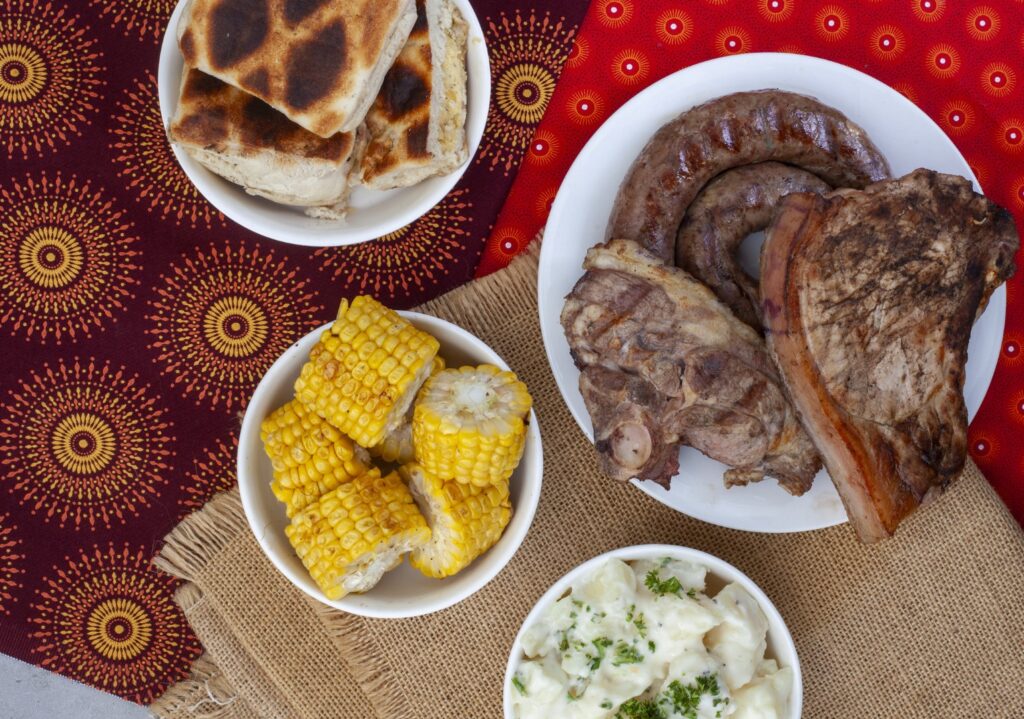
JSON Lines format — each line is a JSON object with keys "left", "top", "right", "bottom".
{"left": 0, "top": 653, "right": 147, "bottom": 719}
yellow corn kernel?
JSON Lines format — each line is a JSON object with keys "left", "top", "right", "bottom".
{"left": 285, "top": 468, "right": 431, "bottom": 600}
{"left": 413, "top": 365, "right": 532, "bottom": 486}
{"left": 401, "top": 463, "right": 511, "bottom": 578}
{"left": 369, "top": 355, "right": 446, "bottom": 465}
{"left": 294, "top": 296, "right": 439, "bottom": 448}
{"left": 261, "top": 399, "right": 371, "bottom": 516}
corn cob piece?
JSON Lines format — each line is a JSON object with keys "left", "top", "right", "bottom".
{"left": 413, "top": 365, "right": 532, "bottom": 486}
{"left": 401, "top": 463, "right": 512, "bottom": 578}
{"left": 369, "top": 356, "right": 446, "bottom": 466}
{"left": 261, "top": 399, "right": 371, "bottom": 517}
{"left": 294, "top": 296, "right": 440, "bottom": 448}
{"left": 285, "top": 468, "right": 430, "bottom": 600}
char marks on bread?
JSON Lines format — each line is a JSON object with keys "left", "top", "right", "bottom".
{"left": 359, "top": 0, "right": 469, "bottom": 190}
{"left": 761, "top": 169, "right": 1019, "bottom": 542}
{"left": 177, "top": 0, "right": 418, "bottom": 137}
{"left": 169, "top": 68, "right": 361, "bottom": 218}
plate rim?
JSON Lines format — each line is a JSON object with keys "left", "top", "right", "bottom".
{"left": 538, "top": 52, "right": 1005, "bottom": 534}
{"left": 157, "top": 0, "right": 491, "bottom": 247}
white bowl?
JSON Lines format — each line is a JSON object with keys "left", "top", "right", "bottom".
{"left": 238, "top": 312, "right": 542, "bottom": 617}
{"left": 503, "top": 544, "right": 802, "bottom": 718}
{"left": 157, "top": 0, "right": 490, "bottom": 247}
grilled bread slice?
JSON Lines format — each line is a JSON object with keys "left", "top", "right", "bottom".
{"left": 359, "top": 0, "right": 469, "bottom": 190}
{"left": 169, "top": 69, "right": 362, "bottom": 219}
{"left": 176, "top": 0, "right": 417, "bottom": 137}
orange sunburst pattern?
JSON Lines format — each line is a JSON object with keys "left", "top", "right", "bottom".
{"left": 0, "top": 359, "right": 173, "bottom": 530}
{"left": 110, "top": 74, "right": 222, "bottom": 228}
{"left": 715, "top": 26, "right": 753, "bottom": 55}
{"left": 911, "top": 0, "right": 945, "bottom": 22}
{"left": 1009, "top": 176, "right": 1024, "bottom": 212}
{"left": 758, "top": 0, "right": 794, "bottom": 23}
{"left": 317, "top": 190, "right": 473, "bottom": 297}
{"left": 565, "top": 34, "right": 590, "bottom": 69}
{"left": 595, "top": 0, "right": 632, "bottom": 28}
{"left": 145, "top": 243, "right": 323, "bottom": 412}
{"left": 890, "top": 81, "right": 919, "bottom": 105}
{"left": 980, "top": 62, "right": 1016, "bottom": 98}
{"left": 868, "top": 24, "right": 906, "bottom": 61}
{"left": 525, "top": 128, "right": 560, "bottom": 167}
{"left": 0, "top": 514, "right": 23, "bottom": 615}
{"left": 0, "top": 0, "right": 105, "bottom": 158}
{"left": 654, "top": 10, "right": 694, "bottom": 45}
{"left": 565, "top": 89, "right": 605, "bottom": 125}
{"left": 179, "top": 435, "right": 237, "bottom": 517}
{"left": 815, "top": 4, "right": 851, "bottom": 42}
{"left": 610, "top": 49, "right": 650, "bottom": 86}
{"left": 938, "top": 100, "right": 975, "bottom": 136}
{"left": 965, "top": 6, "right": 1000, "bottom": 41}
{"left": 533, "top": 185, "right": 557, "bottom": 220}
{"left": 477, "top": 10, "right": 576, "bottom": 174}
{"left": 925, "top": 43, "right": 961, "bottom": 79}
{"left": 0, "top": 173, "right": 142, "bottom": 344}
{"left": 87, "top": 0, "right": 175, "bottom": 43}
{"left": 28, "top": 544, "right": 200, "bottom": 703}
{"left": 996, "top": 119, "right": 1024, "bottom": 154}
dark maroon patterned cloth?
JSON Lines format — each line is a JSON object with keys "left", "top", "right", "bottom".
{"left": 0, "top": 0, "right": 585, "bottom": 703}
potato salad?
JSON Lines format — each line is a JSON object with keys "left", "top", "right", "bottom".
{"left": 510, "top": 558, "right": 792, "bottom": 719}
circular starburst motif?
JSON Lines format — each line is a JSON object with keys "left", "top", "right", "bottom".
{"left": 526, "top": 128, "right": 560, "bottom": 167}
{"left": 317, "top": 189, "right": 473, "bottom": 297}
{"left": 654, "top": 10, "right": 694, "bottom": 45}
{"left": 926, "top": 43, "right": 961, "bottom": 79}
{"left": 966, "top": 6, "right": 1000, "bottom": 41}
{"left": 0, "top": 359, "right": 174, "bottom": 529}
{"left": 565, "top": 35, "right": 589, "bottom": 70}
{"left": 477, "top": 10, "right": 576, "bottom": 174}
{"left": 610, "top": 49, "right": 650, "bottom": 86}
{"left": 715, "top": 26, "right": 753, "bottom": 55}
{"left": 179, "top": 435, "right": 237, "bottom": 517}
{"left": 758, "top": 0, "right": 794, "bottom": 23}
{"left": 110, "top": 74, "right": 221, "bottom": 228}
{"left": 29, "top": 544, "right": 200, "bottom": 703}
{"left": 88, "top": 0, "right": 175, "bottom": 43}
{"left": 980, "top": 62, "right": 1016, "bottom": 98}
{"left": 815, "top": 5, "right": 850, "bottom": 42}
{"left": 890, "top": 82, "right": 919, "bottom": 105}
{"left": 0, "top": 173, "right": 142, "bottom": 344}
{"left": 911, "top": 0, "right": 945, "bottom": 23}
{"left": 495, "top": 62, "right": 556, "bottom": 125}
{"left": 146, "top": 243, "right": 323, "bottom": 411}
{"left": 996, "top": 119, "right": 1023, "bottom": 154}
{"left": 938, "top": 100, "right": 975, "bottom": 136}
{"left": 0, "top": 514, "right": 23, "bottom": 615}
{"left": 868, "top": 24, "right": 906, "bottom": 61}
{"left": 0, "top": 0, "right": 104, "bottom": 158}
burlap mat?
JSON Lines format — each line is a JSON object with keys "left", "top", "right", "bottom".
{"left": 150, "top": 244, "right": 1024, "bottom": 719}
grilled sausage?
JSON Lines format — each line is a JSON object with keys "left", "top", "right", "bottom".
{"left": 607, "top": 90, "right": 891, "bottom": 262}
{"left": 675, "top": 162, "right": 830, "bottom": 328}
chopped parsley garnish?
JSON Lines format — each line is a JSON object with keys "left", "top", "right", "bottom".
{"left": 615, "top": 698, "right": 665, "bottom": 719}
{"left": 511, "top": 675, "right": 527, "bottom": 695}
{"left": 664, "top": 673, "right": 725, "bottom": 719}
{"left": 612, "top": 641, "right": 643, "bottom": 666}
{"left": 648, "top": 640, "right": 656, "bottom": 652}
{"left": 601, "top": 700, "right": 614, "bottom": 709}
{"left": 587, "top": 636, "right": 614, "bottom": 671}
{"left": 558, "top": 633, "right": 570, "bottom": 652}
{"left": 644, "top": 569, "right": 685, "bottom": 598}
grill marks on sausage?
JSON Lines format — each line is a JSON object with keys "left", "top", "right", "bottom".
{"left": 209, "top": 0, "right": 269, "bottom": 69}
{"left": 285, "top": 20, "right": 346, "bottom": 110}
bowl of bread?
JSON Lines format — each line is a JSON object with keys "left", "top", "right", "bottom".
{"left": 157, "top": 0, "right": 488, "bottom": 246}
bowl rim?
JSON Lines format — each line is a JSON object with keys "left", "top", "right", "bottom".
{"left": 502, "top": 543, "right": 803, "bottom": 718}
{"left": 156, "top": 0, "right": 491, "bottom": 247}
{"left": 237, "top": 311, "right": 543, "bottom": 618}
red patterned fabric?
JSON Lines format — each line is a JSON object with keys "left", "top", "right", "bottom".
{"left": 0, "top": 0, "right": 586, "bottom": 703}
{"left": 480, "top": 0, "right": 1024, "bottom": 526}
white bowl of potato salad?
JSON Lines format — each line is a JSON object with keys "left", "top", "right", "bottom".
{"left": 504, "top": 545, "right": 800, "bottom": 719}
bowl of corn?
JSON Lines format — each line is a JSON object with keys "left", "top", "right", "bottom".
{"left": 238, "top": 297, "right": 542, "bottom": 618}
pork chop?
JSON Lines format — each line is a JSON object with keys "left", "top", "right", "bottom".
{"left": 761, "top": 169, "right": 1019, "bottom": 542}
{"left": 562, "top": 239, "right": 821, "bottom": 494}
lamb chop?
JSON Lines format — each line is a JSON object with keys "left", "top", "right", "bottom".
{"left": 761, "top": 169, "right": 1019, "bottom": 542}
{"left": 561, "top": 239, "right": 821, "bottom": 494}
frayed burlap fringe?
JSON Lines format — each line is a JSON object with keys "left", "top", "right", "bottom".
{"left": 149, "top": 652, "right": 249, "bottom": 719}
{"left": 309, "top": 604, "right": 416, "bottom": 719}
{"left": 154, "top": 490, "right": 250, "bottom": 582}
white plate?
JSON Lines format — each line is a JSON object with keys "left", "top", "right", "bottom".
{"left": 503, "top": 544, "right": 802, "bottom": 719}
{"left": 238, "top": 313, "right": 542, "bottom": 618}
{"left": 157, "top": 0, "right": 490, "bottom": 247}
{"left": 538, "top": 53, "right": 1006, "bottom": 534}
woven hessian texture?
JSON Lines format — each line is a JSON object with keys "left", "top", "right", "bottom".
{"left": 154, "top": 244, "right": 1024, "bottom": 719}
